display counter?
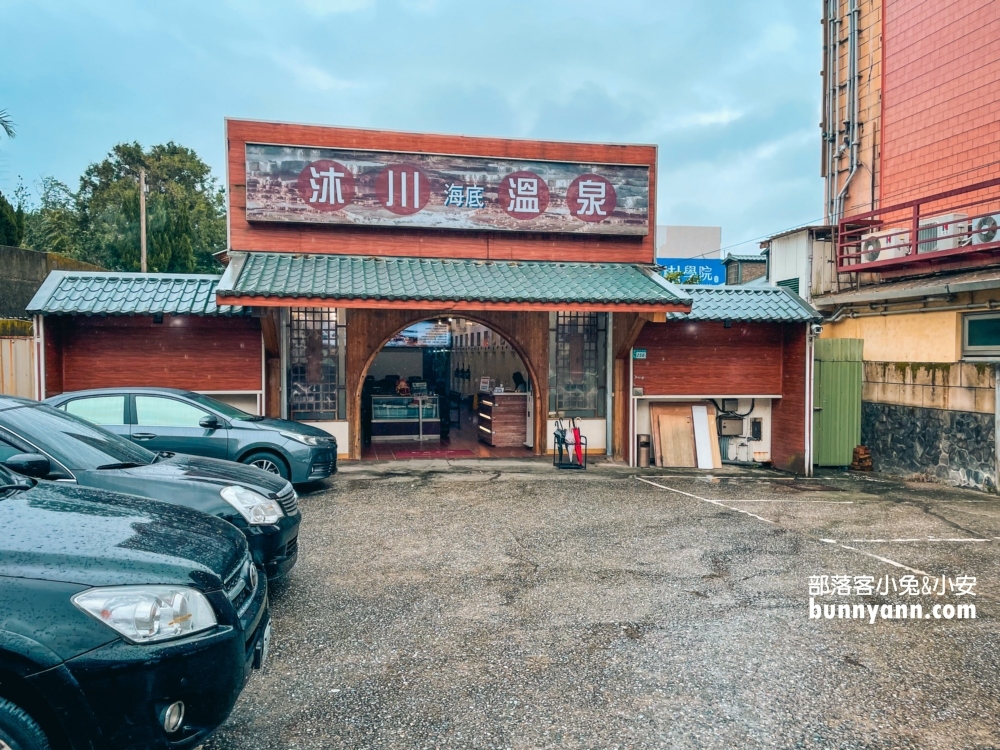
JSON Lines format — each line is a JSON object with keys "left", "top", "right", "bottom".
{"left": 371, "top": 395, "right": 440, "bottom": 441}
{"left": 478, "top": 392, "right": 528, "bottom": 447}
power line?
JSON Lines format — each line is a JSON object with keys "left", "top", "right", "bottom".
{"left": 675, "top": 157, "right": 1000, "bottom": 262}
{"left": 670, "top": 217, "right": 828, "bottom": 261}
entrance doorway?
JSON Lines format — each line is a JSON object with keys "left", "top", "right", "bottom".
{"left": 361, "top": 318, "right": 535, "bottom": 459}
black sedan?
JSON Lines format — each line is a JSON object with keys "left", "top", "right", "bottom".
{"left": 0, "top": 396, "right": 300, "bottom": 579}
{"left": 45, "top": 387, "right": 337, "bottom": 483}
{"left": 0, "top": 463, "right": 270, "bottom": 749}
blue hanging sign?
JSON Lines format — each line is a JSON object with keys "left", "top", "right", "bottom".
{"left": 656, "top": 258, "right": 725, "bottom": 286}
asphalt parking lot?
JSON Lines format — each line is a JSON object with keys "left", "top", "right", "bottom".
{"left": 205, "top": 462, "right": 1000, "bottom": 749}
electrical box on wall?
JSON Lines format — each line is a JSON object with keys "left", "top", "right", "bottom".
{"left": 750, "top": 418, "right": 762, "bottom": 441}
{"left": 720, "top": 417, "right": 743, "bottom": 436}
{"left": 721, "top": 399, "right": 739, "bottom": 412}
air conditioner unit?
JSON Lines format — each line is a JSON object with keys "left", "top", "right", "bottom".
{"left": 858, "top": 228, "right": 910, "bottom": 264}
{"left": 917, "top": 213, "right": 970, "bottom": 253}
{"left": 971, "top": 214, "right": 1000, "bottom": 246}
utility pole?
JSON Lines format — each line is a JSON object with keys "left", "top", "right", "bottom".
{"left": 139, "top": 167, "right": 147, "bottom": 273}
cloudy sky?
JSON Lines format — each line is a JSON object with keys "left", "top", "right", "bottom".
{"left": 1, "top": 0, "right": 823, "bottom": 253}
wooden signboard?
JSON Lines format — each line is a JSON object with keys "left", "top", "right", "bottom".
{"left": 245, "top": 144, "right": 649, "bottom": 236}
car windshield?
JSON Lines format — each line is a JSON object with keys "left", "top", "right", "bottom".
{"left": 0, "top": 403, "right": 156, "bottom": 470}
{"left": 184, "top": 392, "right": 263, "bottom": 421}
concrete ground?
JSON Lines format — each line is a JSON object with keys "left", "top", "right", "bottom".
{"left": 205, "top": 461, "right": 1000, "bottom": 749}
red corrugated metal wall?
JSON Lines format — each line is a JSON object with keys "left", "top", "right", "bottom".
{"left": 43, "top": 315, "right": 263, "bottom": 397}
{"left": 632, "top": 321, "right": 785, "bottom": 396}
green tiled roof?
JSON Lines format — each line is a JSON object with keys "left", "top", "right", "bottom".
{"left": 722, "top": 253, "right": 767, "bottom": 264}
{"left": 219, "top": 253, "right": 690, "bottom": 307}
{"left": 27, "top": 272, "right": 245, "bottom": 316}
{"left": 667, "top": 285, "right": 820, "bottom": 322}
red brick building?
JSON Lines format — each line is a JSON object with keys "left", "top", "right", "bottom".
{"left": 31, "top": 120, "right": 819, "bottom": 471}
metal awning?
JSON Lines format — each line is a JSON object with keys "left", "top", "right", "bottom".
{"left": 26, "top": 271, "right": 246, "bottom": 316}
{"left": 668, "top": 285, "right": 821, "bottom": 322}
{"left": 215, "top": 252, "right": 691, "bottom": 313}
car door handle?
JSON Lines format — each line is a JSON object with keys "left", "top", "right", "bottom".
{"left": 132, "top": 433, "right": 157, "bottom": 440}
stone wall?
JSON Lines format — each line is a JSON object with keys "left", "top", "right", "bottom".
{"left": 861, "top": 361, "right": 997, "bottom": 491}
{"left": 862, "top": 401, "right": 996, "bottom": 491}
{"left": 863, "top": 361, "right": 995, "bottom": 415}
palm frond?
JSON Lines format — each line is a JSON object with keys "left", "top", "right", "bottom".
{"left": 0, "top": 110, "right": 15, "bottom": 139}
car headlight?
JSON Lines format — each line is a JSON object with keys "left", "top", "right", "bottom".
{"left": 280, "top": 431, "right": 329, "bottom": 446}
{"left": 72, "top": 586, "right": 217, "bottom": 644}
{"left": 220, "top": 485, "right": 284, "bottom": 525}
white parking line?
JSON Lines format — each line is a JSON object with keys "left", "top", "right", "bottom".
{"left": 852, "top": 538, "right": 990, "bottom": 543}
{"left": 635, "top": 477, "right": 777, "bottom": 525}
{"left": 636, "top": 476, "right": 931, "bottom": 576}
{"left": 725, "top": 499, "right": 855, "bottom": 504}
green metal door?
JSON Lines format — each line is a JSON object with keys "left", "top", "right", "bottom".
{"left": 813, "top": 338, "right": 863, "bottom": 467}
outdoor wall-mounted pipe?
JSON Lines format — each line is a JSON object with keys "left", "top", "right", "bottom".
{"left": 825, "top": 0, "right": 841, "bottom": 222}
{"left": 833, "top": 0, "right": 861, "bottom": 223}
{"left": 826, "top": 304, "right": 848, "bottom": 323}
{"left": 837, "top": 300, "right": 1000, "bottom": 320}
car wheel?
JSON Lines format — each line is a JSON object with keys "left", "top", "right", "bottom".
{"left": 0, "top": 697, "right": 51, "bottom": 750}
{"left": 243, "top": 452, "right": 290, "bottom": 480}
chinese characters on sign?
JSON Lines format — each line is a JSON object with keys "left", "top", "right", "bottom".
{"left": 295, "top": 160, "right": 356, "bottom": 211}
{"left": 444, "top": 183, "right": 485, "bottom": 208}
{"left": 374, "top": 166, "right": 430, "bottom": 216}
{"left": 657, "top": 258, "right": 725, "bottom": 285}
{"left": 500, "top": 172, "right": 549, "bottom": 219}
{"left": 245, "top": 144, "right": 649, "bottom": 235}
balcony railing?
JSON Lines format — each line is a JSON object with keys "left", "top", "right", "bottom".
{"left": 837, "top": 176, "right": 1000, "bottom": 274}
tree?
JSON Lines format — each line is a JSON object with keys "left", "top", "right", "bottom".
{"left": 0, "top": 190, "right": 23, "bottom": 247}
{"left": 76, "top": 142, "right": 226, "bottom": 272}
{"left": 664, "top": 270, "right": 702, "bottom": 285}
{"left": 0, "top": 109, "right": 14, "bottom": 139}
{"left": 21, "top": 178, "right": 78, "bottom": 256}
{"left": 18, "top": 141, "right": 225, "bottom": 270}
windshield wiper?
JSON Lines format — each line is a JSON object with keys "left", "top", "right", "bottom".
{"left": 153, "top": 451, "right": 175, "bottom": 463}
{"left": 95, "top": 462, "right": 146, "bottom": 470}
{"left": 237, "top": 415, "right": 266, "bottom": 422}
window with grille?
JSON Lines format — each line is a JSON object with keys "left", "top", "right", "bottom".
{"left": 289, "top": 308, "right": 345, "bottom": 421}
{"left": 548, "top": 312, "right": 607, "bottom": 418}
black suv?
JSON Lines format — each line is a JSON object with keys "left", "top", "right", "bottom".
{"left": 0, "top": 464, "right": 270, "bottom": 749}
{"left": 0, "top": 397, "right": 300, "bottom": 580}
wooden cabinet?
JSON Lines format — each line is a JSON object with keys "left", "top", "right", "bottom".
{"left": 478, "top": 393, "right": 528, "bottom": 447}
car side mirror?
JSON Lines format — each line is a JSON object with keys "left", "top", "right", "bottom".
{"left": 199, "top": 415, "right": 220, "bottom": 430}
{"left": 3, "top": 453, "right": 51, "bottom": 479}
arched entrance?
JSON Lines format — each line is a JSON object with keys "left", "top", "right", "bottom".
{"left": 346, "top": 308, "right": 548, "bottom": 460}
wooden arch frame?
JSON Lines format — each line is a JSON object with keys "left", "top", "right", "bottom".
{"left": 346, "top": 308, "right": 548, "bottom": 459}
